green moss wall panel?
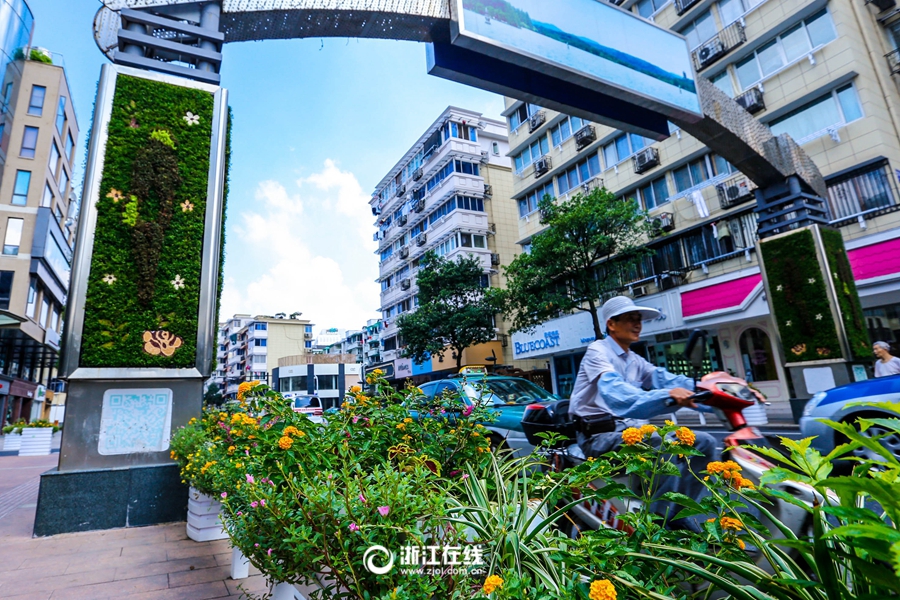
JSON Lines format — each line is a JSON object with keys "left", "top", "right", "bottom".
{"left": 80, "top": 75, "right": 215, "bottom": 368}
{"left": 821, "top": 229, "right": 872, "bottom": 362}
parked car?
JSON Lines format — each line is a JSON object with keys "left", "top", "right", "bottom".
{"left": 285, "top": 393, "right": 324, "bottom": 423}
{"left": 799, "top": 374, "right": 900, "bottom": 464}
{"left": 413, "top": 368, "right": 561, "bottom": 456}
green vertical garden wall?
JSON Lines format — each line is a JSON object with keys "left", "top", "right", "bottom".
{"left": 80, "top": 75, "right": 219, "bottom": 368}
{"left": 820, "top": 228, "right": 872, "bottom": 361}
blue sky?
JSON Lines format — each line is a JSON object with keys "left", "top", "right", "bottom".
{"left": 32, "top": 1, "right": 504, "bottom": 332}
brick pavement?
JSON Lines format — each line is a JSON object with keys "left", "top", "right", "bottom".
{"left": 0, "top": 453, "right": 271, "bottom": 599}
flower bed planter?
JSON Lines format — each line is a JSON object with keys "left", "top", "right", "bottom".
{"left": 2, "top": 434, "right": 21, "bottom": 452}
{"left": 186, "top": 487, "right": 229, "bottom": 542}
{"left": 19, "top": 428, "right": 53, "bottom": 456}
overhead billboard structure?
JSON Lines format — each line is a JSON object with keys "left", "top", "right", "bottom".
{"left": 432, "top": 0, "right": 703, "bottom": 139}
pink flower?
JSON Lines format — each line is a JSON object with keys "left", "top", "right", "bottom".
{"left": 462, "top": 405, "right": 474, "bottom": 417}
{"left": 461, "top": 473, "right": 469, "bottom": 480}
{"left": 267, "top": 548, "right": 273, "bottom": 556}
{"left": 359, "top": 493, "right": 367, "bottom": 504}
{"left": 236, "top": 511, "right": 243, "bottom": 516}
{"left": 349, "top": 522, "right": 360, "bottom": 532}
{"left": 352, "top": 416, "right": 360, "bottom": 423}
{"left": 250, "top": 501, "right": 258, "bottom": 508}
{"left": 220, "top": 492, "right": 227, "bottom": 498}
{"left": 255, "top": 543, "right": 259, "bottom": 548}
{"left": 260, "top": 499, "right": 266, "bottom": 507}
{"left": 246, "top": 474, "right": 255, "bottom": 484}
{"left": 377, "top": 506, "right": 390, "bottom": 517}
{"left": 245, "top": 449, "right": 250, "bottom": 456}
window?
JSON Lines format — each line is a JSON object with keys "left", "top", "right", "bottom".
{"left": 282, "top": 375, "right": 308, "bottom": 392}
{"left": 739, "top": 328, "right": 779, "bottom": 382}
{"left": 509, "top": 103, "right": 540, "bottom": 131}
{"left": 66, "top": 132, "right": 74, "bottom": 161}
{"left": 672, "top": 157, "right": 710, "bottom": 192}
{"left": 254, "top": 339, "right": 267, "bottom": 346}
{"left": 441, "top": 120, "right": 478, "bottom": 142}
{"left": 826, "top": 160, "right": 898, "bottom": 221}
{"left": 25, "top": 278, "right": 36, "bottom": 318}
{"left": 652, "top": 239, "right": 685, "bottom": 272}
{"left": 718, "top": 0, "right": 764, "bottom": 26}
{"left": 39, "top": 297, "right": 49, "bottom": 327}
{"left": 735, "top": 10, "right": 836, "bottom": 90}
{"left": 710, "top": 71, "right": 734, "bottom": 97}
{"left": 769, "top": 84, "right": 862, "bottom": 143}
{"left": 305, "top": 341, "right": 312, "bottom": 348}
{"left": 602, "top": 132, "right": 650, "bottom": 167}
{"left": 639, "top": 176, "right": 670, "bottom": 209}
{"left": 50, "top": 307, "right": 59, "bottom": 332}
{"left": 3, "top": 218, "right": 22, "bottom": 255}
{"left": 491, "top": 141, "right": 500, "bottom": 155}
{"left": 59, "top": 169, "right": 69, "bottom": 195}
{"left": 383, "top": 336, "right": 397, "bottom": 351}
{"left": 455, "top": 195, "right": 484, "bottom": 212}
{"left": 317, "top": 375, "right": 339, "bottom": 390}
{"left": 20, "top": 126, "right": 38, "bottom": 158}
{"left": 549, "top": 116, "right": 588, "bottom": 147}
{"left": 518, "top": 182, "right": 554, "bottom": 217}
{"left": 41, "top": 183, "right": 53, "bottom": 208}
{"left": 305, "top": 325, "right": 313, "bottom": 333}
{"left": 54, "top": 204, "right": 62, "bottom": 224}
{"left": 459, "top": 233, "right": 487, "bottom": 248}
{"left": 636, "top": 0, "right": 667, "bottom": 18}
{"left": 682, "top": 10, "right": 717, "bottom": 49}
{"left": 254, "top": 322, "right": 267, "bottom": 330}
{"left": 27, "top": 85, "right": 45, "bottom": 116}
{"left": 557, "top": 154, "right": 602, "bottom": 194}
{"left": 435, "top": 235, "right": 458, "bottom": 257}
{"left": 48, "top": 142, "right": 60, "bottom": 177}
{"left": 428, "top": 197, "right": 457, "bottom": 225}
{"left": 3, "top": 82, "right": 12, "bottom": 105}
{"left": 56, "top": 96, "right": 67, "bottom": 134}
{"left": 0, "top": 272, "right": 12, "bottom": 310}
{"left": 513, "top": 136, "right": 550, "bottom": 173}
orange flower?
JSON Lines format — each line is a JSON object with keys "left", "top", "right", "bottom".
{"left": 283, "top": 426, "right": 300, "bottom": 437}
{"left": 675, "top": 427, "right": 695, "bottom": 446}
{"left": 589, "top": 579, "right": 617, "bottom": 600}
{"left": 638, "top": 424, "right": 657, "bottom": 437}
{"left": 277, "top": 436, "right": 293, "bottom": 450}
{"left": 482, "top": 575, "right": 503, "bottom": 595}
{"left": 621, "top": 427, "right": 643, "bottom": 445}
{"left": 720, "top": 516, "right": 743, "bottom": 532}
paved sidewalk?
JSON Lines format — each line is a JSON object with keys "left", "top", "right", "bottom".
{"left": 0, "top": 454, "right": 269, "bottom": 599}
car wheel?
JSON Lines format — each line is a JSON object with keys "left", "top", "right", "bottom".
{"left": 837, "top": 412, "right": 900, "bottom": 469}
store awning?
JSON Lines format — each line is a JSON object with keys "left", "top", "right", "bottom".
{"left": 682, "top": 274, "right": 762, "bottom": 319}
{"left": 848, "top": 237, "right": 900, "bottom": 281}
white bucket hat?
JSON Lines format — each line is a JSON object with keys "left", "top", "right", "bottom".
{"left": 602, "top": 296, "right": 661, "bottom": 323}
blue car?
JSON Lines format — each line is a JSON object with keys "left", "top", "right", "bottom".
{"left": 800, "top": 374, "right": 900, "bottom": 463}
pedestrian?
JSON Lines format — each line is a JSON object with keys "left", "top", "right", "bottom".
{"left": 568, "top": 295, "right": 717, "bottom": 530}
{"left": 873, "top": 341, "right": 900, "bottom": 378}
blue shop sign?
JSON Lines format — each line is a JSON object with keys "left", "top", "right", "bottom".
{"left": 514, "top": 331, "right": 561, "bottom": 356}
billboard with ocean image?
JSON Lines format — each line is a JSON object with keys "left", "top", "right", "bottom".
{"left": 456, "top": 0, "right": 700, "bottom": 116}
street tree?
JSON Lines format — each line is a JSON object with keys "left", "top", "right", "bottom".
{"left": 397, "top": 251, "right": 496, "bottom": 371}
{"left": 496, "top": 187, "right": 651, "bottom": 340}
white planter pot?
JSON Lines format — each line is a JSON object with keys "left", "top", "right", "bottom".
{"left": 186, "top": 486, "right": 229, "bottom": 542}
{"left": 231, "top": 547, "right": 250, "bottom": 580}
{"left": 18, "top": 428, "right": 53, "bottom": 456}
{"left": 3, "top": 434, "right": 22, "bottom": 452}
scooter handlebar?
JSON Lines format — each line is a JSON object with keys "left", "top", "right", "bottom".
{"left": 664, "top": 390, "right": 713, "bottom": 408}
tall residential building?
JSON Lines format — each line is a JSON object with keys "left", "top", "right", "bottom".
{"left": 505, "top": 0, "right": 900, "bottom": 402}
{"left": 362, "top": 318, "right": 383, "bottom": 368}
{"left": 213, "top": 313, "right": 314, "bottom": 398}
{"left": 369, "top": 106, "right": 529, "bottom": 383}
{"left": 0, "top": 0, "right": 79, "bottom": 425}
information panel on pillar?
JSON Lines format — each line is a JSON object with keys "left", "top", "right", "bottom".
{"left": 447, "top": 0, "right": 703, "bottom": 132}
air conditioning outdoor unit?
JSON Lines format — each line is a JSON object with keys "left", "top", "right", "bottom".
{"left": 396, "top": 184, "right": 406, "bottom": 198}
{"left": 413, "top": 167, "right": 423, "bottom": 181}
{"left": 480, "top": 151, "right": 489, "bottom": 163}
{"left": 401, "top": 279, "right": 411, "bottom": 290}
{"left": 400, "top": 246, "right": 409, "bottom": 259}
{"left": 483, "top": 184, "right": 493, "bottom": 197}
{"left": 398, "top": 214, "right": 408, "bottom": 226}
{"left": 490, "top": 253, "right": 501, "bottom": 266}
{"left": 416, "top": 233, "right": 427, "bottom": 246}
{"left": 414, "top": 199, "right": 425, "bottom": 213}
{"left": 528, "top": 110, "right": 546, "bottom": 133}
{"left": 696, "top": 38, "right": 725, "bottom": 69}
{"left": 735, "top": 87, "right": 765, "bottom": 114}
{"left": 574, "top": 125, "right": 597, "bottom": 150}
{"left": 371, "top": 205, "right": 381, "bottom": 216}
{"left": 632, "top": 147, "right": 660, "bottom": 174}
{"left": 534, "top": 155, "right": 551, "bottom": 177}
{"left": 717, "top": 177, "right": 753, "bottom": 209}
{"left": 658, "top": 272, "right": 684, "bottom": 291}
{"left": 631, "top": 285, "right": 649, "bottom": 298}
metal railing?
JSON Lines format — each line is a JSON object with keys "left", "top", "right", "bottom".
{"left": 691, "top": 22, "right": 746, "bottom": 72}
{"left": 735, "top": 86, "right": 765, "bottom": 114}
{"left": 675, "top": 0, "right": 702, "bottom": 14}
{"left": 886, "top": 49, "right": 900, "bottom": 75}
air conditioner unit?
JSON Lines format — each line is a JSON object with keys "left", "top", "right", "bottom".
{"left": 631, "top": 285, "right": 649, "bottom": 298}
{"left": 480, "top": 151, "right": 489, "bottom": 164}
{"left": 415, "top": 233, "right": 427, "bottom": 246}
{"left": 696, "top": 37, "right": 725, "bottom": 69}
{"left": 398, "top": 214, "right": 408, "bottom": 227}
{"left": 534, "top": 155, "right": 551, "bottom": 177}
{"left": 371, "top": 205, "right": 381, "bottom": 216}
{"left": 735, "top": 87, "right": 765, "bottom": 114}
{"left": 528, "top": 110, "right": 546, "bottom": 133}
{"left": 490, "top": 253, "right": 501, "bottom": 266}
{"left": 483, "top": 184, "right": 493, "bottom": 197}
{"left": 488, "top": 222, "right": 496, "bottom": 234}
{"left": 413, "top": 167, "right": 423, "bottom": 181}
{"left": 658, "top": 272, "right": 684, "bottom": 291}
{"left": 632, "top": 147, "right": 660, "bottom": 174}
{"left": 396, "top": 184, "right": 406, "bottom": 198}
{"left": 400, "top": 246, "right": 409, "bottom": 259}
{"left": 574, "top": 125, "right": 597, "bottom": 150}
{"left": 716, "top": 177, "right": 753, "bottom": 209}
{"left": 401, "top": 279, "right": 411, "bottom": 290}
{"left": 304, "top": 332, "right": 314, "bottom": 340}
{"left": 413, "top": 198, "right": 425, "bottom": 213}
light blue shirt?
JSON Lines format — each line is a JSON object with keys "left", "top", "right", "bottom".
{"left": 569, "top": 336, "right": 703, "bottom": 421}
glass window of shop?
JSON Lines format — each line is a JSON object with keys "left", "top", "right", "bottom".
{"left": 738, "top": 328, "right": 779, "bottom": 382}
{"left": 645, "top": 334, "right": 721, "bottom": 377}
{"left": 864, "top": 305, "right": 900, "bottom": 351}
{"left": 280, "top": 375, "right": 308, "bottom": 392}
{"left": 553, "top": 353, "right": 585, "bottom": 399}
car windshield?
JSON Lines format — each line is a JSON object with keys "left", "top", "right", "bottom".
{"left": 293, "top": 397, "right": 319, "bottom": 409}
{"left": 464, "top": 378, "right": 557, "bottom": 406}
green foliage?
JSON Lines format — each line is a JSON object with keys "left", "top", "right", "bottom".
{"left": 81, "top": 75, "right": 217, "bottom": 368}
{"left": 495, "top": 188, "right": 651, "bottom": 340}
{"left": 760, "top": 228, "right": 842, "bottom": 362}
{"left": 397, "top": 251, "right": 496, "bottom": 370}
{"left": 821, "top": 228, "right": 873, "bottom": 361}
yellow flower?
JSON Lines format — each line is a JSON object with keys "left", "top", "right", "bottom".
{"left": 482, "top": 575, "right": 503, "bottom": 595}
{"left": 621, "top": 427, "right": 643, "bottom": 445}
{"left": 350, "top": 385, "right": 361, "bottom": 393}
{"left": 403, "top": 418, "right": 413, "bottom": 424}
{"left": 736, "top": 538, "right": 746, "bottom": 550}
{"left": 638, "top": 424, "right": 657, "bottom": 437}
{"left": 736, "top": 477, "right": 755, "bottom": 490}
{"left": 278, "top": 436, "right": 293, "bottom": 450}
{"left": 589, "top": 579, "right": 617, "bottom": 600}
{"left": 374, "top": 369, "right": 384, "bottom": 376}
{"left": 227, "top": 446, "right": 235, "bottom": 455}
{"left": 587, "top": 457, "right": 595, "bottom": 462}
{"left": 664, "top": 419, "right": 675, "bottom": 426}
{"left": 188, "top": 418, "right": 197, "bottom": 425}
{"left": 283, "top": 426, "right": 300, "bottom": 437}
{"left": 170, "top": 451, "right": 177, "bottom": 459}
{"left": 675, "top": 427, "right": 695, "bottom": 447}
{"left": 720, "top": 516, "right": 743, "bottom": 532}
{"left": 233, "top": 430, "right": 242, "bottom": 437}
{"left": 396, "top": 423, "right": 406, "bottom": 430}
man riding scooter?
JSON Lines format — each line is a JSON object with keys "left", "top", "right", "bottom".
{"left": 569, "top": 296, "right": 717, "bottom": 528}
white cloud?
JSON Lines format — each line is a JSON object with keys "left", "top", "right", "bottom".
{"left": 221, "top": 161, "right": 380, "bottom": 333}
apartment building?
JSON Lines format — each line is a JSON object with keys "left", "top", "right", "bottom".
{"left": 362, "top": 318, "right": 383, "bottom": 368}
{"left": 368, "top": 106, "right": 527, "bottom": 383}
{"left": 274, "top": 353, "right": 362, "bottom": 410}
{"left": 213, "top": 312, "right": 315, "bottom": 398}
{"left": 505, "top": 0, "right": 900, "bottom": 401}
{"left": 0, "top": 0, "right": 79, "bottom": 425}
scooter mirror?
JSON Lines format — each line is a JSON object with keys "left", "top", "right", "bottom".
{"left": 684, "top": 329, "right": 708, "bottom": 371}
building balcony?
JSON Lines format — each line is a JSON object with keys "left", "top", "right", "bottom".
{"left": 734, "top": 86, "right": 765, "bottom": 114}
{"left": 675, "top": 0, "right": 702, "bottom": 14}
{"left": 887, "top": 49, "right": 900, "bottom": 75}
{"left": 691, "top": 22, "right": 747, "bottom": 72}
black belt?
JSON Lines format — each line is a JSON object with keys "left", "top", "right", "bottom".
{"left": 575, "top": 414, "right": 618, "bottom": 436}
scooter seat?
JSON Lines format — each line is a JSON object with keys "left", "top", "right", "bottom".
{"left": 567, "top": 444, "right": 586, "bottom": 461}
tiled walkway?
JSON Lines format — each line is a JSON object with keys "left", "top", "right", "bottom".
{"left": 0, "top": 452, "right": 270, "bottom": 599}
